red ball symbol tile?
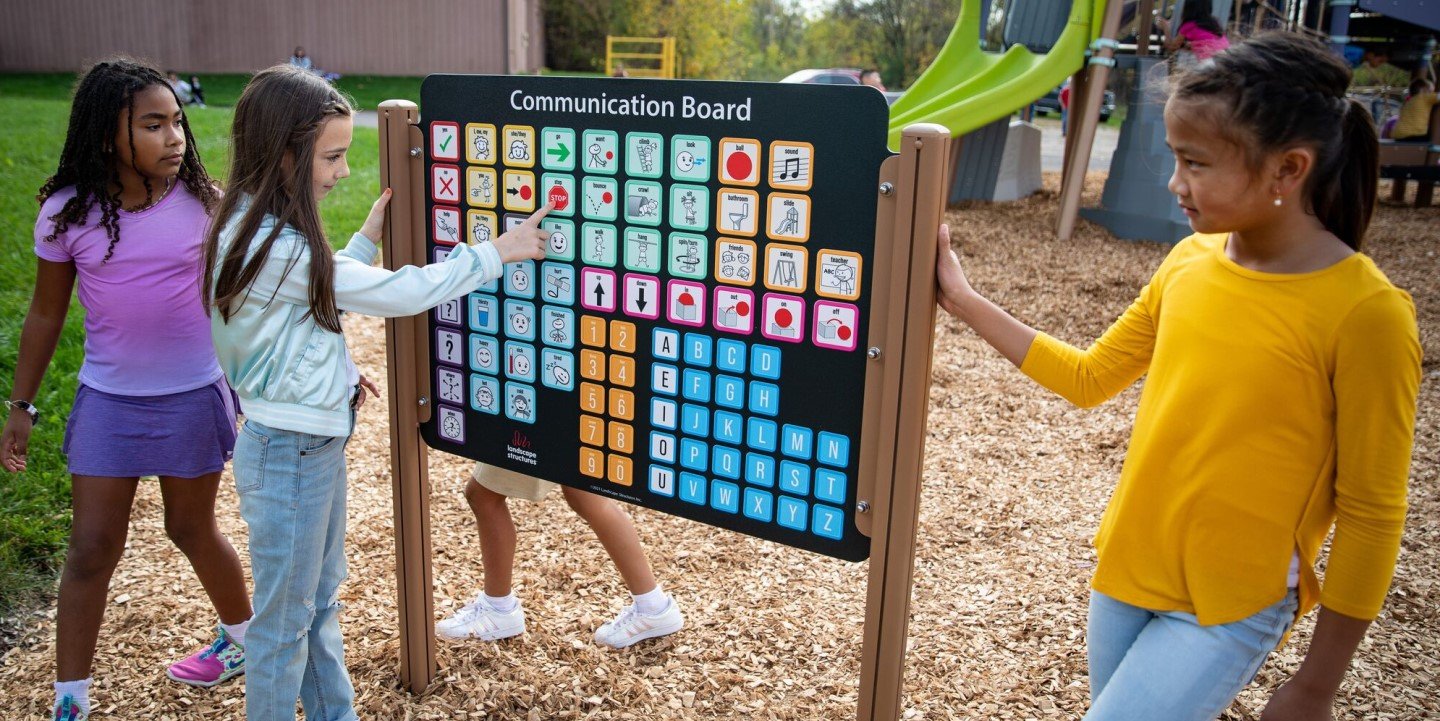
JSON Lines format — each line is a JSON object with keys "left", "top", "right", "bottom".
{"left": 519, "top": 185, "right": 532, "bottom": 201}
{"left": 726, "top": 151, "right": 752, "bottom": 181}
{"left": 775, "top": 308, "right": 793, "bottom": 328}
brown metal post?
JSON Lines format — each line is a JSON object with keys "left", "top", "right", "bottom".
{"left": 1055, "top": 0, "right": 1125, "bottom": 241}
{"left": 1137, "top": 0, "right": 1157, "bottom": 57}
{"left": 1062, "top": 67, "right": 1091, "bottom": 189}
{"left": 378, "top": 100, "right": 437, "bottom": 693}
{"left": 855, "top": 124, "right": 951, "bottom": 721}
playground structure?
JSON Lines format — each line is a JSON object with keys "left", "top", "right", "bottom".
{"left": 605, "top": 36, "right": 678, "bottom": 78}
{"left": 889, "top": 0, "right": 1440, "bottom": 239}
{"left": 884, "top": 0, "right": 1125, "bottom": 240}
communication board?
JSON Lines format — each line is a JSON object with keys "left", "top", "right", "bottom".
{"left": 420, "top": 76, "right": 891, "bottom": 560}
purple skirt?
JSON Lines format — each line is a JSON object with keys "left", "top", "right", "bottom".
{"left": 62, "top": 377, "right": 238, "bottom": 478}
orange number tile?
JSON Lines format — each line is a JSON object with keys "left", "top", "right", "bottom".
{"left": 607, "top": 421, "right": 634, "bottom": 454}
{"left": 608, "top": 389, "right": 635, "bottom": 420}
{"left": 581, "top": 316, "right": 606, "bottom": 347}
{"left": 581, "top": 349, "right": 606, "bottom": 381}
{"left": 579, "top": 414, "right": 605, "bottom": 446}
{"left": 579, "top": 382, "right": 605, "bottom": 414}
{"left": 607, "top": 454, "right": 633, "bottom": 486}
{"left": 609, "top": 320, "right": 637, "bottom": 353}
{"left": 580, "top": 447, "right": 604, "bottom": 478}
{"left": 608, "top": 355, "right": 635, "bottom": 387}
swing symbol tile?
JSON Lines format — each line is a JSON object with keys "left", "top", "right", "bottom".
{"left": 764, "top": 244, "right": 808, "bottom": 293}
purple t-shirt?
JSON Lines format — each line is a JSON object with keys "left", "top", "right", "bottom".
{"left": 34, "top": 185, "right": 223, "bottom": 396}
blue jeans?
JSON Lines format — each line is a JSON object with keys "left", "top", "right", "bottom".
{"left": 234, "top": 419, "right": 357, "bottom": 721}
{"left": 1084, "top": 589, "right": 1298, "bottom": 721}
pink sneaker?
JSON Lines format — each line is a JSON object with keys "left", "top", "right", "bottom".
{"left": 165, "top": 627, "right": 245, "bottom": 687}
{"left": 53, "top": 695, "right": 88, "bottom": 720}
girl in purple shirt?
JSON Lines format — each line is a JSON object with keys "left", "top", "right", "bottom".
{"left": 1, "top": 59, "right": 253, "bottom": 721}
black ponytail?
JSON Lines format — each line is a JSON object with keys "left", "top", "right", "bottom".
{"left": 1319, "top": 100, "right": 1378, "bottom": 251}
{"left": 1171, "top": 33, "right": 1379, "bottom": 250}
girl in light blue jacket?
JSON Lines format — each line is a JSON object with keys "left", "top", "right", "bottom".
{"left": 201, "top": 65, "right": 548, "bottom": 721}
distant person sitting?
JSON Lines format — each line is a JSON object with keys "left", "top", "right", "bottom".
{"left": 612, "top": 62, "right": 629, "bottom": 78}
{"left": 187, "top": 75, "right": 207, "bottom": 108}
{"left": 1393, "top": 78, "right": 1438, "bottom": 140}
{"left": 1156, "top": 0, "right": 1229, "bottom": 69}
{"left": 288, "top": 46, "right": 313, "bottom": 72}
{"left": 288, "top": 46, "right": 341, "bottom": 83}
{"left": 1351, "top": 49, "right": 1409, "bottom": 89}
{"left": 860, "top": 69, "right": 886, "bottom": 92}
{"left": 166, "top": 71, "right": 203, "bottom": 108}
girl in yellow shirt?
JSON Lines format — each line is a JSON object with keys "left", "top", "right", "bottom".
{"left": 935, "top": 34, "right": 1421, "bottom": 721}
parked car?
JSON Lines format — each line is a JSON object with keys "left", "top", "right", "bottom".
{"left": 1033, "top": 86, "right": 1116, "bottom": 122}
{"left": 779, "top": 68, "right": 863, "bottom": 85}
{"left": 779, "top": 68, "right": 903, "bottom": 106}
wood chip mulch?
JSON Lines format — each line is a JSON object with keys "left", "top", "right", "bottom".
{"left": 2, "top": 174, "right": 1435, "bottom": 720}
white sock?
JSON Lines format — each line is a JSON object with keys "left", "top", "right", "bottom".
{"left": 221, "top": 617, "right": 252, "bottom": 647}
{"left": 54, "top": 678, "right": 92, "bottom": 714}
{"left": 633, "top": 585, "right": 668, "bottom": 615}
{"left": 485, "top": 593, "right": 518, "bottom": 613}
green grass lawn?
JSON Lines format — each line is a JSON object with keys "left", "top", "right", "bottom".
{"left": 0, "top": 72, "right": 421, "bottom": 110}
{"left": 0, "top": 74, "right": 379, "bottom": 617}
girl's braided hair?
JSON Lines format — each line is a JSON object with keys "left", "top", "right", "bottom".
{"left": 1170, "top": 33, "right": 1378, "bottom": 250}
{"left": 37, "top": 57, "right": 219, "bottom": 262}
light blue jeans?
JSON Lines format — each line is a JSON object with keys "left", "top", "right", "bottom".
{"left": 1084, "top": 589, "right": 1298, "bottom": 721}
{"left": 234, "top": 419, "right": 358, "bottom": 721}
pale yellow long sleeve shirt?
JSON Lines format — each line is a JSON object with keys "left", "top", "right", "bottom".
{"left": 1020, "top": 233, "right": 1421, "bottom": 625}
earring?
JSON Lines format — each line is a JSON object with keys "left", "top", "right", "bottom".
{"left": 1273, "top": 196, "right": 1283, "bottom": 207}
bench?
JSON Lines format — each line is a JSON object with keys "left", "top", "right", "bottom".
{"left": 1380, "top": 102, "right": 1440, "bottom": 207}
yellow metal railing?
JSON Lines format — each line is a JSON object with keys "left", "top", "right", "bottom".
{"left": 606, "top": 36, "right": 678, "bottom": 79}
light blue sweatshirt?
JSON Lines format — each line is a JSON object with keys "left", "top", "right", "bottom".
{"left": 210, "top": 207, "right": 500, "bottom": 436}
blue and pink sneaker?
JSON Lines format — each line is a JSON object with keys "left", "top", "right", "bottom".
{"left": 53, "top": 695, "right": 87, "bottom": 721}
{"left": 165, "top": 627, "right": 245, "bottom": 687}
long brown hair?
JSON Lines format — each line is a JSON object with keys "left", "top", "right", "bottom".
{"left": 1170, "top": 33, "right": 1378, "bottom": 250}
{"left": 41, "top": 57, "right": 219, "bottom": 263}
{"left": 203, "top": 65, "right": 351, "bottom": 332}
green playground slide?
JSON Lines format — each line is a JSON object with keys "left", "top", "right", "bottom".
{"left": 887, "top": 0, "right": 1106, "bottom": 148}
